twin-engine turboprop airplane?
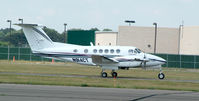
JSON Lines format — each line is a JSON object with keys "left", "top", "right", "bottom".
{"left": 15, "top": 23, "right": 166, "bottom": 79}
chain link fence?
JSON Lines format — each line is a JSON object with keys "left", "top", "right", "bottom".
{"left": 0, "top": 46, "right": 52, "bottom": 62}
{"left": 0, "top": 47, "right": 199, "bottom": 69}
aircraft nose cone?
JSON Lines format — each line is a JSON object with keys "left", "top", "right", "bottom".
{"left": 158, "top": 57, "right": 167, "bottom": 64}
{"left": 146, "top": 53, "right": 166, "bottom": 65}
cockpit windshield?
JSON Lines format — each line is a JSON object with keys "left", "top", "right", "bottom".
{"left": 128, "top": 48, "right": 142, "bottom": 54}
{"left": 135, "top": 48, "right": 142, "bottom": 53}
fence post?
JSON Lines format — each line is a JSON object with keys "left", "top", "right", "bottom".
{"left": 179, "top": 54, "right": 181, "bottom": 69}
{"left": 18, "top": 47, "right": 20, "bottom": 60}
{"left": 166, "top": 54, "right": 168, "bottom": 67}
{"left": 30, "top": 49, "right": 32, "bottom": 61}
{"left": 194, "top": 55, "right": 196, "bottom": 69}
{"left": 7, "top": 46, "right": 10, "bottom": 61}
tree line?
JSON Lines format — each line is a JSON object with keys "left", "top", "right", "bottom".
{"left": 0, "top": 27, "right": 112, "bottom": 47}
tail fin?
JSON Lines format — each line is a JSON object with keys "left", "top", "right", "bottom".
{"left": 15, "top": 24, "right": 54, "bottom": 52}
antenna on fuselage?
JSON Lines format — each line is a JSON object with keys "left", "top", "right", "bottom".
{"left": 90, "top": 42, "right": 94, "bottom": 46}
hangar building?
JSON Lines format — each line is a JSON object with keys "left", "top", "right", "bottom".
{"left": 95, "top": 26, "right": 199, "bottom": 55}
{"left": 180, "top": 26, "right": 199, "bottom": 55}
{"left": 118, "top": 26, "right": 179, "bottom": 54}
{"left": 95, "top": 31, "right": 117, "bottom": 46}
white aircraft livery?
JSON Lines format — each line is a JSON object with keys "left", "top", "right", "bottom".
{"left": 15, "top": 24, "right": 166, "bottom": 79}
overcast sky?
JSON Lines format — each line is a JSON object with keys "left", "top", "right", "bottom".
{"left": 0, "top": 0, "right": 198, "bottom": 32}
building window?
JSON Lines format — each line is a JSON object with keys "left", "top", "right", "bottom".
{"left": 84, "top": 49, "right": 88, "bottom": 53}
{"left": 93, "top": 49, "right": 97, "bottom": 53}
{"left": 110, "top": 49, "right": 114, "bottom": 53}
{"left": 104, "top": 49, "right": 109, "bottom": 53}
{"left": 147, "top": 44, "right": 151, "bottom": 48}
{"left": 73, "top": 49, "right": 78, "bottom": 53}
{"left": 116, "top": 49, "right": 120, "bottom": 53}
{"left": 99, "top": 49, "right": 103, "bottom": 53}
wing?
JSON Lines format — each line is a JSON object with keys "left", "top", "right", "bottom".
{"left": 91, "top": 55, "right": 119, "bottom": 65}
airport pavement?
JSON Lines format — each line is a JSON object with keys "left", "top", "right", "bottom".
{"left": 0, "top": 84, "right": 199, "bottom": 101}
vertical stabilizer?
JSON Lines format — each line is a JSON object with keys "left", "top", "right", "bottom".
{"left": 15, "top": 24, "right": 54, "bottom": 52}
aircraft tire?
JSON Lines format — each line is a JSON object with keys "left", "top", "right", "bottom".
{"left": 112, "top": 72, "right": 117, "bottom": 78}
{"left": 101, "top": 72, "right": 107, "bottom": 78}
{"left": 158, "top": 73, "right": 165, "bottom": 80}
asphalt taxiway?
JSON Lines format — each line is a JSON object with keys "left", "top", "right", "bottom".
{"left": 0, "top": 84, "right": 199, "bottom": 101}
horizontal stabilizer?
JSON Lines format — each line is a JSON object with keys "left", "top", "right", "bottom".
{"left": 14, "top": 23, "right": 39, "bottom": 27}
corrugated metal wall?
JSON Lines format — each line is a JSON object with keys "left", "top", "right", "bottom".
{"left": 156, "top": 54, "right": 199, "bottom": 69}
{"left": 67, "top": 30, "right": 95, "bottom": 46}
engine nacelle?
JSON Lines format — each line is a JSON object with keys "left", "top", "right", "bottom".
{"left": 119, "top": 67, "right": 129, "bottom": 70}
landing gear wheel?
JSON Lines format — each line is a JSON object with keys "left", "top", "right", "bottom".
{"left": 158, "top": 73, "right": 165, "bottom": 80}
{"left": 101, "top": 72, "right": 107, "bottom": 78}
{"left": 111, "top": 72, "right": 117, "bottom": 78}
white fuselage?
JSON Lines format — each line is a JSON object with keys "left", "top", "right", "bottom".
{"left": 34, "top": 42, "right": 166, "bottom": 69}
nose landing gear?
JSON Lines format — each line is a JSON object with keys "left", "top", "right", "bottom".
{"left": 158, "top": 73, "right": 165, "bottom": 79}
{"left": 158, "top": 68, "right": 165, "bottom": 79}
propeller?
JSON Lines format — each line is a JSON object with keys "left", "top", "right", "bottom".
{"left": 140, "top": 53, "right": 148, "bottom": 69}
{"left": 134, "top": 53, "right": 149, "bottom": 69}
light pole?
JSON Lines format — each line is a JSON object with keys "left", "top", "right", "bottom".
{"left": 153, "top": 22, "right": 157, "bottom": 54}
{"left": 18, "top": 18, "right": 23, "bottom": 45}
{"left": 64, "top": 23, "right": 67, "bottom": 43}
{"left": 7, "top": 20, "right": 12, "bottom": 60}
{"left": 125, "top": 20, "right": 135, "bottom": 26}
{"left": 18, "top": 18, "right": 23, "bottom": 60}
{"left": 18, "top": 18, "right": 23, "bottom": 24}
{"left": 7, "top": 20, "right": 12, "bottom": 43}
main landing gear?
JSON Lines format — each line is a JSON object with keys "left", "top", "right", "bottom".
{"left": 101, "top": 72, "right": 107, "bottom": 78}
{"left": 101, "top": 69, "right": 165, "bottom": 79}
{"left": 101, "top": 70, "right": 118, "bottom": 78}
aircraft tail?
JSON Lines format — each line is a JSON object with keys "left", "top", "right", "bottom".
{"left": 15, "top": 24, "right": 54, "bottom": 52}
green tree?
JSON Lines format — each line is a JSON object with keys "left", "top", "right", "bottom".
{"left": 0, "top": 31, "right": 4, "bottom": 37}
{"left": 103, "top": 28, "right": 112, "bottom": 31}
{"left": 43, "top": 27, "right": 64, "bottom": 42}
{"left": 68, "top": 28, "right": 84, "bottom": 31}
{"left": 1, "top": 30, "right": 27, "bottom": 46}
{"left": 90, "top": 28, "right": 100, "bottom": 31}
{"left": 0, "top": 41, "right": 9, "bottom": 46}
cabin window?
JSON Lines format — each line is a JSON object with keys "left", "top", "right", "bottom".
{"left": 73, "top": 49, "right": 78, "bottom": 53}
{"left": 116, "top": 49, "right": 120, "bottom": 53}
{"left": 110, "top": 49, "right": 114, "bottom": 53}
{"left": 93, "top": 49, "right": 97, "bottom": 53}
{"left": 99, "top": 49, "right": 103, "bottom": 53}
{"left": 84, "top": 49, "right": 88, "bottom": 53}
{"left": 128, "top": 49, "right": 134, "bottom": 54}
{"left": 104, "top": 49, "right": 109, "bottom": 53}
{"left": 134, "top": 50, "right": 137, "bottom": 54}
